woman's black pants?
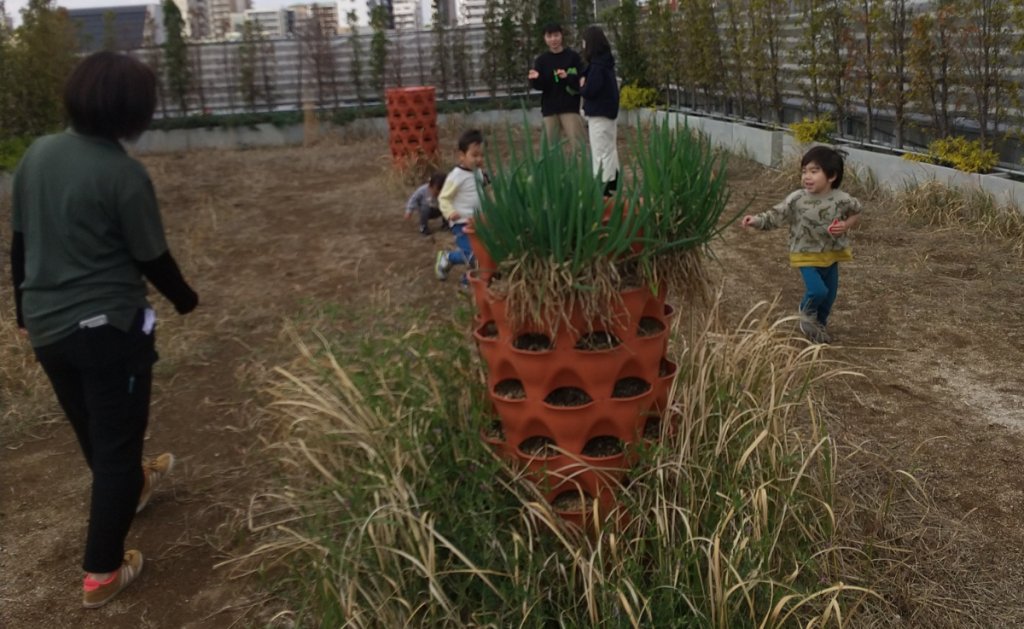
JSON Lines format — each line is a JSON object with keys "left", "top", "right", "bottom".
{"left": 33, "top": 311, "right": 158, "bottom": 573}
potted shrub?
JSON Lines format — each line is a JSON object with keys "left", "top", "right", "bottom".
{"left": 469, "top": 119, "right": 730, "bottom": 524}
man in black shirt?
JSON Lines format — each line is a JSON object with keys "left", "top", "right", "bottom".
{"left": 528, "top": 23, "right": 585, "bottom": 148}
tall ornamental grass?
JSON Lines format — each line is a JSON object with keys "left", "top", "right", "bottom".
{"left": 474, "top": 128, "right": 649, "bottom": 329}
{"left": 237, "top": 303, "right": 885, "bottom": 627}
{"left": 629, "top": 117, "right": 734, "bottom": 299}
{"left": 473, "top": 119, "right": 733, "bottom": 328}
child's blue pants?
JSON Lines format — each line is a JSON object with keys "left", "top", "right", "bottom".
{"left": 799, "top": 263, "right": 839, "bottom": 325}
{"left": 447, "top": 223, "right": 475, "bottom": 267}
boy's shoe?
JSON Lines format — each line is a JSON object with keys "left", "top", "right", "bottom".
{"left": 818, "top": 324, "right": 833, "bottom": 344}
{"left": 440, "top": 219, "right": 451, "bottom": 231}
{"left": 82, "top": 550, "right": 144, "bottom": 609}
{"left": 434, "top": 251, "right": 450, "bottom": 281}
{"left": 797, "top": 318, "right": 827, "bottom": 344}
{"left": 420, "top": 226, "right": 432, "bottom": 237}
{"left": 136, "top": 453, "right": 175, "bottom": 514}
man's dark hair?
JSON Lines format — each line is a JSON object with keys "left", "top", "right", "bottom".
{"left": 428, "top": 172, "right": 447, "bottom": 189}
{"left": 542, "top": 22, "right": 562, "bottom": 35}
{"left": 801, "top": 145, "right": 845, "bottom": 189}
{"left": 457, "top": 129, "right": 485, "bottom": 153}
{"left": 64, "top": 51, "right": 157, "bottom": 141}
{"left": 581, "top": 26, "right": 611, "bottom": 63}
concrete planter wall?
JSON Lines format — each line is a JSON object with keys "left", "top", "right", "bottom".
{"left": 126, "top": 109, "right": 547, "bottom": 156}
{"left": 9, "top": 108, "right": 1020, "bottom": 211}
{"left": 644, "top": 110, "right": 784, "bottom": 169}
{"left": 126, "top": 123, "right": 308, "bottom": 154}
{"left": 652, "top": 109, "right": 1024, "bottom": 211}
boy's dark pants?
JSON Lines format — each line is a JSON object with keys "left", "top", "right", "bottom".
{"left": 33, "top": 310, "right": 158, "bottom": 573}
{"left": 420, "top": 205, "right": 446, "bottom": 231}
{"left": 799, "top": 263, "right": 839, "bottom": 325}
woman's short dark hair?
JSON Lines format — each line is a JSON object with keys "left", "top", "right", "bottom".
{"left": 800, "top": 146, "right": 846, "bottom": 189}
{"left": 581, "top": 26, "right": 611, "bottom": 62}
{"left": 64, "top": 51, "right": 157, "bottom": 140}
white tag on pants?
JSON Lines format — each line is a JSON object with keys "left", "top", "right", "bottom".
{"left": 142, "top": 308, "right": 156, "bottom": 335}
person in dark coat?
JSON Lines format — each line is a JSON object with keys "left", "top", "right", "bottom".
{"left": 579, "top": 26, "right": 620, "bottom": 197}
{"left": 528, "top": 22, "right": 585, "bottom": 148}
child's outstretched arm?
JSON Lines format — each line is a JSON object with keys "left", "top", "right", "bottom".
{"left": 742, "top": 192, "right": 798, "bottom": 231}
{"left": 404, "top": 187, "right": 423, "bottom": 219}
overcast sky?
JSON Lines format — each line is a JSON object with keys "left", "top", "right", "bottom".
{"left": 6, "top": 1, "right": 292, "bottom": 23}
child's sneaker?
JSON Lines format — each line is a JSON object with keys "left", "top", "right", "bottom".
{"left": 797, "top": 318, "right": 827, "bottom": 344}
{"left": 82, "top": 550, "right": 143, "bottom": 608}
{"left": 434, "top": 251, "right": 450, "bottom": 281}
{"left": 440, "top": 218, "right": 450, "bottom": 231}
{"left": 420, "top": 226, "right": 432, "bottom": 237}
{"left": 136, "top": 452, "right": 175, "bottom": 514}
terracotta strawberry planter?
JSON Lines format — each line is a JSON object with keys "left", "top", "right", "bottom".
{"left": 385, "top": 87, "right": 438, "bottom": 167}
{"left": 464, "top": 224, "right": 497, "bottom": 281}
{"left": 467, "top": 246, "right": 675, "bottom": 527}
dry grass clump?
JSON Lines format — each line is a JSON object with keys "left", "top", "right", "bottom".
{"left": 894, "top": 180, "right": 1024, "bottom": 254}
{"left": 827, "top": 441, "right": 1002, "bottom": 628}
{"left": 224, "top": 298, "right": 996, "bottom": 627}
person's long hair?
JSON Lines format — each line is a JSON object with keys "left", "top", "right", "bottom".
{"left": 581, "top": 26, "right": 612, "bottom": 63}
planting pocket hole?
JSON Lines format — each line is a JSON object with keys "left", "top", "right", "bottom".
{"left": 637, "top": 317, "right": 666, "bottom": 337}
{"left": 519, "top": 436, "right": 558, "bottom": 458}
{"left": 479, "top": 321, "right": 498, "bottom": 338}
{"left": 513, "top": 333, "right": 553, "bottom": 351}
{"left": 544, "top": 387, "right": 593, "bottom": 407}
{"left": 484, "top": 420, "right": 505, "bottom": 441}
{"left": 643, "top": 417, "right": 661, "bottom": 440}
{"left": 612, "top": 377, "right": 651, "bottom": 398}
{"left": 582, "top": 436, "right": 623, "bottom": 457}
{"left": 552, "top": 490, "right": 590, "bottom": 513}
{"left": 494, "top": 379, "right": 526, "bottom": 400}
{"left": 574, "top": 331, "right": 621, "bottom": 350}
{"left": 659, "top": 359, "right": 675, "bottom": 378}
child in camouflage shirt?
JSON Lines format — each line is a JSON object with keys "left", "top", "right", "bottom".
{"left": 741, "top": 146, "right": 862, "bottom": 343}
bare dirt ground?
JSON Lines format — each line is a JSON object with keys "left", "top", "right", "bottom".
{"left": 1, "top": 132, "right": 1022, "bottom": 626}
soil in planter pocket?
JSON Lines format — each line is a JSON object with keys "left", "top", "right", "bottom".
{"left": 637, "top": 317, "right": 666, "bottom": 337}
{"left": 574, "top": 331, "right": 621, "bottom": 351}
{"left": 545, "top": 387, "right": 593, "bottom": 406}
{"left": 612, "top": 377, "right": 651, "bottom": 398}
{"left": 582, "top": 436, "right": 624, "bottom": 457}
{"left": 480, "top": 321, "right": 498, "bottom": 338}
{"left": 659, "top": 359, "right": 674, "bottom": 377}
{"left": 519, "top": 435, "right": 559, "bottom": 457}
{"left": 551, "top": 491, "right": 588, "bottom": 512}
{"left": 643, "top": 417, "right": 661, "bottom": 440}
{"left": 514, "top": 333, "right": 553, "bottom": 351}
{"left": 484, "top": 420, "right": 505, "bottom": 441}
{"left": 495, "top": 379, "right": 526, "bottom": 400}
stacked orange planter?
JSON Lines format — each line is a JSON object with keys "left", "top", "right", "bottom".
{"left": 385, "top": 87, "right": 438, "bottom": 166}
{"left": 470, "top": 252, "right": 676, "bottom": 525}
